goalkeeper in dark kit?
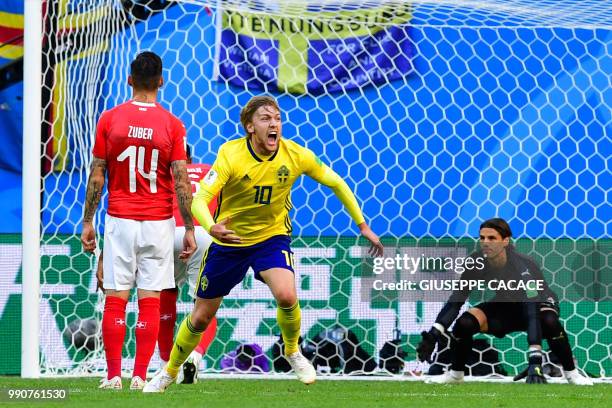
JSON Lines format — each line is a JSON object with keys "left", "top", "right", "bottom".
{"left": 417, "top": 218, "right": 592, "bottom": 385}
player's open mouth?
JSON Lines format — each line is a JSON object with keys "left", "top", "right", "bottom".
{"left": 267, "top": 132, "right": 278, "bottom": 144}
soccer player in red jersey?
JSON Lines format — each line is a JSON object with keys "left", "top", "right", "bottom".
{"left": 159, "top": 144, "right": 218, "bottom": 384}
{"left": 81, "top": 51, "right": 196, "bottom": 390}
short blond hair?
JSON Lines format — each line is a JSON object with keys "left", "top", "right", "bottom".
{"left": 240, "top": 95, "right": 280, "bottom": 135}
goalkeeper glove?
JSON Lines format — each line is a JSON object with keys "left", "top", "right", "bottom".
{"left": 513, "top": 349, "right": 547, "bottom": 384}
{"left": 416, "top": 326, "right": 443, "bottom": 363}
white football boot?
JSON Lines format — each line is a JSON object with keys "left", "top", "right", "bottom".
{"left": 286, "top": 351, "right": 316, "bottom": 385}
{"left": 142, "top": 367, "right": 175, "bottom": 393}
{"left": 425, "top": 370, "right": 465, "bottom": 384}
{"left": 129, "top": 376, "right": 146, "bottom": 390}
{"left": 565, "top": 369, "right": 593, "bottom": 386}
{"left": 99, "top": 376, "right": 122, "bottom": 390}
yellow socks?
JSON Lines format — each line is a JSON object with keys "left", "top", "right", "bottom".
{"left": 166, "top": 314, "right": 203, "bottom": 377}
{"left": 277, "top": 302, "right": 301, "bottom": 356}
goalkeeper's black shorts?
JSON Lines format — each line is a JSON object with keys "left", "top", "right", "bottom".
{"left": 473, "top": 301, "right": 560, "bottom": 338}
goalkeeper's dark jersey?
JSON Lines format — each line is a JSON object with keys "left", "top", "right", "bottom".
{"left": 434, "top": 246, "right": 558, "bottom": 344}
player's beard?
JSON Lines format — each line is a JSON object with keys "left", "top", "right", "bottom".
{"left": 255, "top": 124, "right": 279, "bottom": 154}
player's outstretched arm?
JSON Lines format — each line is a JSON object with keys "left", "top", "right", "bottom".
{"left": 81, "top": 157, "right": 106, "bottom": 252}
{"left": 357, "top": 222, "right": 384, "bottom": 257}
{"left": 172, "top": 160, "right": 197, "bottom": 259}
{"left": 305, "top": 157, "right": 383, "bottom": 257}
{"left": 325, "top": 172, "right": 383, "bottom": 256}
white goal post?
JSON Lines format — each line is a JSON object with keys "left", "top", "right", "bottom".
{"left": 21, "top": 0, "right": 43, "bottom": 379}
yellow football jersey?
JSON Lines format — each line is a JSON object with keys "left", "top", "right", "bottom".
{"left": 193, "top": 136, "right": 364, "bottom": 246}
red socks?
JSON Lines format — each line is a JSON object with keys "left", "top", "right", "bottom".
{"left": 158, "top": 289, "right": 178, "bottom": 362}
{"left": 195, "top": 316, "right": 218, "bottom": 355}
{"left": 102, "top": 296, "right": 128, "bottom": 379}
{"left": 102, "top": 292, "right": 216, "bottom": 380}
{"left": 160, "top": 291, "right": 216, "bottom": 360}
{"left": 133, "top": 297, "right": 160, "bottom": 379}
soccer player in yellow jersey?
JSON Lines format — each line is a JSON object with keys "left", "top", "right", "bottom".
{"left": 145, "top": 95, "right": 384, "bottom": 392}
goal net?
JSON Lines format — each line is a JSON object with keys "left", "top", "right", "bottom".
{"left": 23, "top": 0, "right": 610, "bottom": 379}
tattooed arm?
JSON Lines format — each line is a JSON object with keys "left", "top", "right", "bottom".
{"left": 172, "top": 160, "right": 197, "bottom": 260}
{"left": 172, "top": 160, "right": 194, "bottom": 229}
{"left": 81, "top": 158, "right": 106, "bottom": 252}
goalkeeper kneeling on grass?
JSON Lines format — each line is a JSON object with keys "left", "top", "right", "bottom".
{"left": 417, "top": 218, "right": 592, "bottom": 385}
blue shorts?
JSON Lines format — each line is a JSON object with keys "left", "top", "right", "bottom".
{"left": 196, "top": 235, "right": 294, "bottom": 299}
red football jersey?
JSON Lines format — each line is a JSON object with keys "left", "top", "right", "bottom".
{"left": 92, "top": 101, "right": 186, "bottom": 220}
{"left": 172, "top": 163, "right": 218, "bottom": 227}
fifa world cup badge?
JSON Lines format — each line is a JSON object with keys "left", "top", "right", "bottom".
{"left": 203, "top": 169, "right": 217, "bottom": 186}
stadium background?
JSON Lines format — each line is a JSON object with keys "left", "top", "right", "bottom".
{"left": 0, "top": 1, "right": 609, "bottom": 377}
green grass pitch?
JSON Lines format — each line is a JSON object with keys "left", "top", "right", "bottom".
{"left": 1, "top": 377, "right": 610, "bottom": 408}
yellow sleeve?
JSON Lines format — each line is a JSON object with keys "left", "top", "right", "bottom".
{"left": 302, "top": 148, "right": 365, "bottom": 225}
{"left": 192, "top": 146, "right": 232, "bottom": 232}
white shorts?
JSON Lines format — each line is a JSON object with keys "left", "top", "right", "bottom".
{"left": 103, "top": 214, "right": 175, "bottom": 291}
{"left": 174, "top": 226, "right": 212, "bottom": 298}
